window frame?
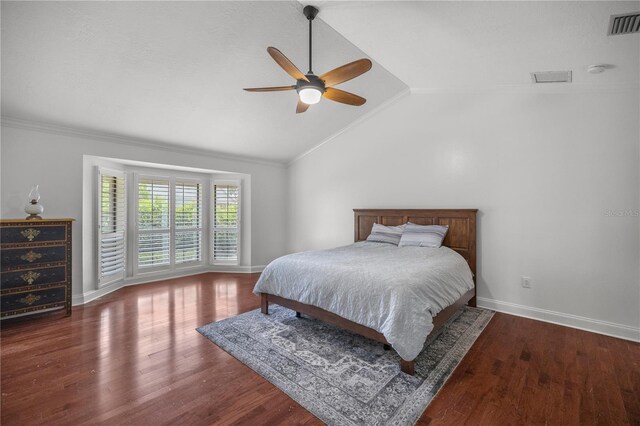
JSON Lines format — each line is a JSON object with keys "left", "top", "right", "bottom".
{"left": 134, "top": 173, "right": 172, "bottom": 274}
{"left": 211, "top": 179, "right": 241, "bottom": 266}
{"left": 133, "top": 173, "right": 207, "bottom": 275}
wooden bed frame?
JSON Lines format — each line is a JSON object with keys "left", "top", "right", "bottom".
{"left": 260, "top": 209, "right": 478, "bottom": 375}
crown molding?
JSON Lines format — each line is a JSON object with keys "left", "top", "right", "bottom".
{"left": 1, "top": 116, "right": 286, "bottom": 169}
{"left": 287, "top": 87, "right": 411, "bottom": 166}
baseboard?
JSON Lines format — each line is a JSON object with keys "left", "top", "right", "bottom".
{"left": 477, "top": 297, "right": 640, "bottom": 342}
{"left": 210, "top": 265, "right": 266, "bottom": 273}
{"left": 73, "top": 281, "right": 124, "bottom": 306}
{"left": 74, "top": 266, "right": 266, "bottom": 306}
{"left": 124, "top": 266, "right": 210, "bottom": 287}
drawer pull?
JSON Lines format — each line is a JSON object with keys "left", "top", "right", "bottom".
{"left": 20, "top": 271, "right": 41, "bottom": 284}
{"left": 20, "top": 228, "right": 41, "bottom": 241}
{"left": 20, "top": 251, "right": 43, "bottom": 263}
{"left": 18, "top": 293, "right": 41, "bottom": 306}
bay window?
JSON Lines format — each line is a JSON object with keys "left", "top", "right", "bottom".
{"left": 96, "top": 165, "right": 240, "bottom": 286}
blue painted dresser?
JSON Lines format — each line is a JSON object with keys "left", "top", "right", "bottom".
{"left": 1, "top": 219, "right": 74, "bottom": 319}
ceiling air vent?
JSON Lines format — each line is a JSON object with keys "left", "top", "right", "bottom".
{"left": 530, "top": 71, "right": 572, "bottom": 84}
{"left": 608, "top": 12, "right": 640, "bottom": 35}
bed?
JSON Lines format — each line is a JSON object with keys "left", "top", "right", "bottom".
{"left": 254, "top": 209, "right": 477, "bottom": 375}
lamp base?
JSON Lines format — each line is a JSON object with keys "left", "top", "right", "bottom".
{"left": 25, "top": 201, "right": 44, "bottom": 219}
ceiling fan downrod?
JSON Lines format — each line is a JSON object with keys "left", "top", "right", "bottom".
{"left": 303, "top": 6, "right": 319, "bottom": 74}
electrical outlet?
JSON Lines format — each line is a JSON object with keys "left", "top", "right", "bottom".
{"left": 521, "top": 276, "right": 532, "bottom": 289}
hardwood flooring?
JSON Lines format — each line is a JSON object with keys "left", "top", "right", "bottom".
{"left": 1, "top": 273, "right": 638, "bottom": 425}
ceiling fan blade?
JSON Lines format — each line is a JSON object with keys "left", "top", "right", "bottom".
{"left": 243, "top": 85, "right": 296, "bottom": 92}
{"left": 296, "top": 99, "right": 310, "bottom": 114}
{"left": 323, "top": 88, "right": 366, "bottom": 106}
{"left": 267, "top": 47, "right": 309, "bottom": 82}
{"left": 320, "top": 59, "right": 372, "bottom": 87}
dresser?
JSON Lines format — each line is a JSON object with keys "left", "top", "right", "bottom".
{"left": 1, "top": 219, "right": 74, "bottom": 319}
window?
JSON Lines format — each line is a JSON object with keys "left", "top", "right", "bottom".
{"left": 96, "top": 166, "right": 241, "bottom": 284}
{"left": 212, "top": 183, "right": 240, "bottom": 264}
{"left": 137, "top": 178, "right": 170, "bottom": 269}
{"left": 175, "top": 181, "right": 202, "bottom": 264}
{"left": 98, "top": 168, "right": 126, "bottom": 286}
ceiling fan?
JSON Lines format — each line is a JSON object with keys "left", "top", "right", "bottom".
{"left": 244, "top": 5, "right": 372, "bottom": 114}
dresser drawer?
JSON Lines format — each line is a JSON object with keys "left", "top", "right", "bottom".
{"left": 1, "top": 225, "right": 67, "bottom": 245}
{"left": 0, "top": 246, "right": 66, "bottom": 269}
{"left": 1, "top": 266, "right": 66, "bottom": 290}
{"left": 0, "top": 219, "right": 73, "bottom": 319}
{"left": 1, "top": 286, "right": 66, "bottom": 317}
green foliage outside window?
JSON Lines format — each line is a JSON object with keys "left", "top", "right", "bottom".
{"left": 138, "top": 182, "right": 169, "bottom": 229}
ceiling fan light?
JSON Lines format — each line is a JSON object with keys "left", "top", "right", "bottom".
{"left": 298, "top": 87, "right": 322, "bottom": 105}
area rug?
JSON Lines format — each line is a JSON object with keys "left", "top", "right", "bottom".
{"left": 197, "top": 305, "right": 493, "bottom": 426}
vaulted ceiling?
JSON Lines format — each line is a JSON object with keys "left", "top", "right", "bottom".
{"left": 2, "top": 1, "right": 638, "bottom": 163}
{"left": 316, "top": 1, "right": 639, "bottom": 90}
{"left": 0, "top": 1, "right": 407, "bottom": 163}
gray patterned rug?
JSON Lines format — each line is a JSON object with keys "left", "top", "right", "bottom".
{"left": 197, "top": 305, "right": 493, "bottom": 425}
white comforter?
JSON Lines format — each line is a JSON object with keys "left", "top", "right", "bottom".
{"left": 253, "top": 242, "right": 474, "bottom": 361}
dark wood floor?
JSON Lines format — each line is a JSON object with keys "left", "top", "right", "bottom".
{"left": 1, "top": 273, "right": 638, "bottom": 425}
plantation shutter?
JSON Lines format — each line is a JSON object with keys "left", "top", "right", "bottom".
{"left": 212, "top": 183, "right": 240, "bottom": 264}
{"left": 175, "top": 181, "right": 202, "bottom": 264}
{"left": 98, "top": 168, "right": 126, "bottom": 286}
{"left": 137, "top": 178, "right": 170, "bottom": 268}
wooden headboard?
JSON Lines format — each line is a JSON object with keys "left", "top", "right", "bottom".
{"left": 354, "top": 209, "right": 478, "bottom": 278}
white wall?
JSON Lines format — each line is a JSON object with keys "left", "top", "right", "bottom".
{"left": 2, "top": 90, "right": 638, "bottom": 341}
{"left": 288, "top": 90, "right": 640, "bottom": 340}
{"left": 1, "top": 123, "right": 288, "bottom": 302}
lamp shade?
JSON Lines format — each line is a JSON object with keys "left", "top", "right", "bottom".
{"left": 298, "top": 87, "right": 322, "bottom": 105}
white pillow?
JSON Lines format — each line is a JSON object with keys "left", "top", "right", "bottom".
{"left": 398, "top": 223, "right": 449, "bottom": 248}
{"left": 366, "top": 223, "right": 406, "bottom": 245}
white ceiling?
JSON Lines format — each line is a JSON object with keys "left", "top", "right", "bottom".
{"left": 0, "top": 1, "right": 407, "bottom": 163}
{"left": 316, "top": 1, "right": 640, "bottom": 90}
{"left": 2, "top": 2, "right": 638, "bottom": 164}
